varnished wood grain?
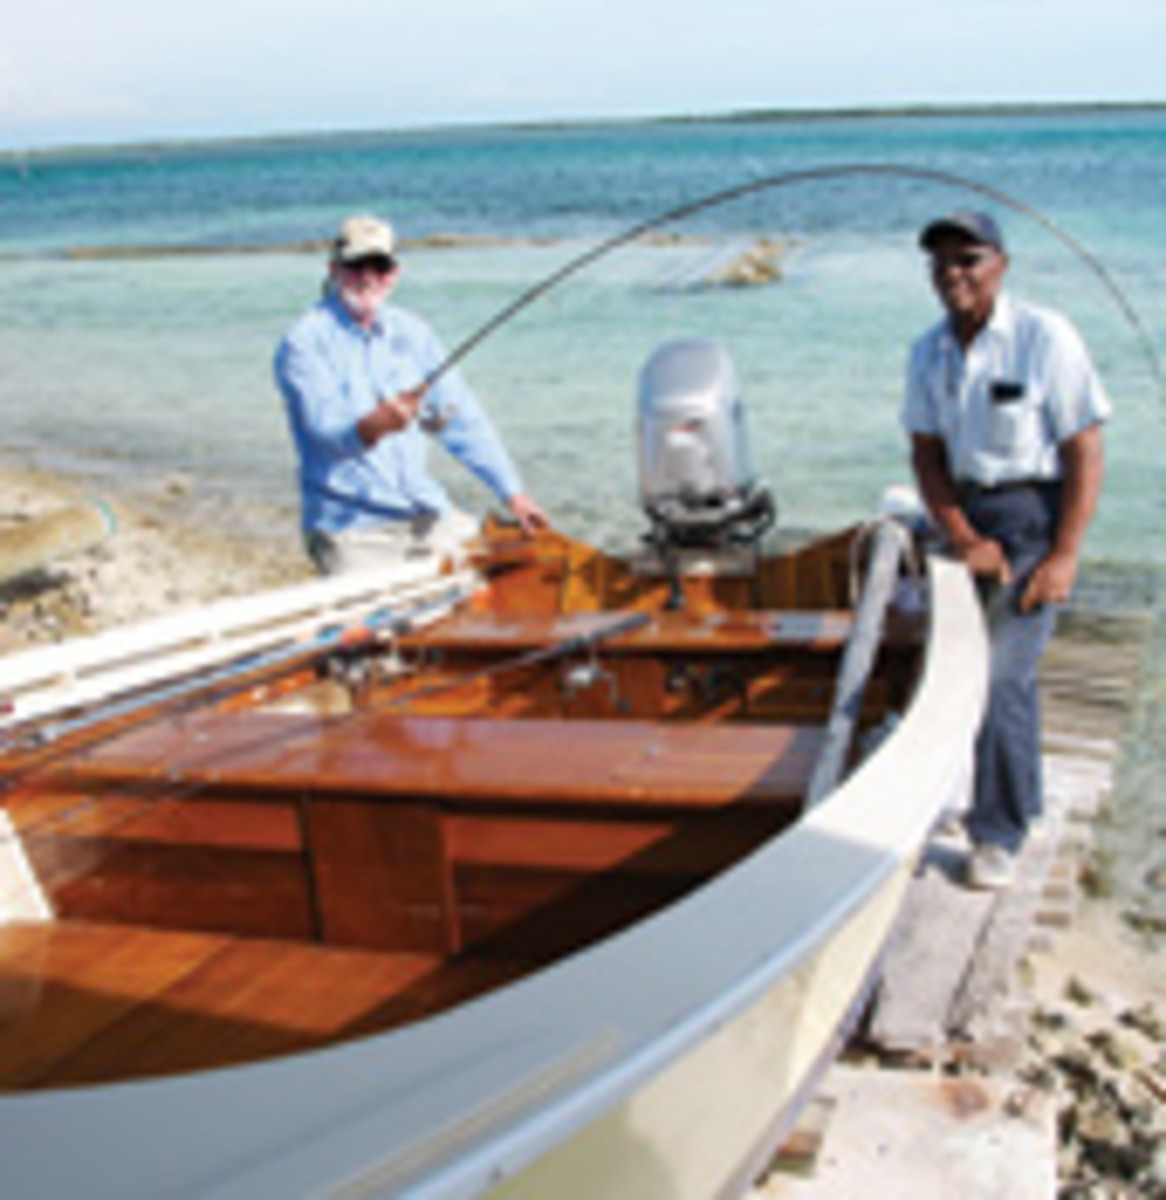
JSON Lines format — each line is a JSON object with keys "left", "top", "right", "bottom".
{"left": 0, "top": 920, "right": 527, "bottom": 1089}
{"left": 41, "top": 841, "right": 313, "bottom": 940}
{"left": 446, "top": 809, "right": 784, "bottom": 875}
{"left": 446, "top": 807, "right": 786, "bottom": 956}
{"left": 56, "top": 715, "right": 824, "bottom": 810}
{"left": 454, "top": 866, "right": 702, "bottom": 960}
{"left": 0, "top": 921, "right": 227, "bottom": 1088}
{"left": 8, "top": 783, "right": 312, "bottom": 939}
{"left": 307, "top": 800, "right": 457, "bottom": 953}
{"left": 0, "top": 520, "right": 936, "bottom": 1100}
{"left": 400, "top": 610, "right": 857, "bottom": 656}
{"left": 35, "top": 938, "right": 442, "bottom": 1086}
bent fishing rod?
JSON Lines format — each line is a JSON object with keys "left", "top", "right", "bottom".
{"left": 416, "top": 161, "right": 1165, "bottom": 410}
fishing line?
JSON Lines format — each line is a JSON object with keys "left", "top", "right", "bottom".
{"left": 418, "top": 162, "right": 1166, "bottom": 407}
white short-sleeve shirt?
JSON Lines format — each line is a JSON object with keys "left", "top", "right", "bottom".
{"left": 902, "top": 293, "right": 1111, "bottom": 487}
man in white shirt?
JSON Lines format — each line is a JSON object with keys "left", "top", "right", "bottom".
{"left": 902, "top": 211, "right": 1109, "bottom": 889}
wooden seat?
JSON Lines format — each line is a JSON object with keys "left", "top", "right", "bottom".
{"left": 23, "top": 717, "right": 823, "bottom": 959}
{"left": 0, "top": 919, "right": 526, "bottom": 1091}
{"left": 398, "top": 609, "right": 856, "bottom": 656}
{"left": 51, "top": 713, "right": 824, "bottom": 812}
{"left": 8, "top": 784, "right": 315, "bottom": 943}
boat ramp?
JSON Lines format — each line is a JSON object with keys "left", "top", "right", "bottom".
{"left": 751, "top": 602, "right": 1152, "bottom": 1198}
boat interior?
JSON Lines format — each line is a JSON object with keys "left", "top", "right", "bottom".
{"left": 0, "top": 525, "right": 927, "bottom": 1091}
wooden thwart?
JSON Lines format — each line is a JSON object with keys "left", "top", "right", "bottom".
{"left": 399, "top": 609, "right": 857, "bottom": 655}
{"left": 51, "top": 713, "right": 825, "bottom": 811}
{"left": 14, "top": 715, "right": 823, "bottom": 962}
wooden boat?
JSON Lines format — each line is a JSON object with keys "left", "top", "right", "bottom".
{"left": 0, "top": 499, "right": 986, "bottom": 1198}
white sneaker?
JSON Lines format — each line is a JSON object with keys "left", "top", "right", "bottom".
{"left": 965, "top": 843, "right": 1016, "bottom": 891}
{"left": 935, "top": 809, "right": 968, "bottom": 841}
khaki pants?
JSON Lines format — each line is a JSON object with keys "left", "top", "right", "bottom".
{"left": 306, "top": 509, "right": 480, "bottom": 576}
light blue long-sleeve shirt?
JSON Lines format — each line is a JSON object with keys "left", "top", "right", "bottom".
{"left": 274, "top": 293, "right": 524, "bottom": 534}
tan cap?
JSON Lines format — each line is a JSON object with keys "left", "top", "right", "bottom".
{"left": 332, "top": 215, "right": 395, "bottom": 262}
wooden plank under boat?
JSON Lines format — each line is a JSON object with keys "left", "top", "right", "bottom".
{"left": 0, "top": 518, "right": 987, "bottom": 1199}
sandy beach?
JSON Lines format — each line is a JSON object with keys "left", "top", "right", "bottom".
{"left": 2, "top": 462, "right": 1163, "bottom": 1195}
{"left": 0, "top": 461, "right": 310, "bottom": 654}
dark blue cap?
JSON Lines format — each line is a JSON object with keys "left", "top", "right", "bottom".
{"left": 919, "top": 211, "right": 1005, "bottom": 253}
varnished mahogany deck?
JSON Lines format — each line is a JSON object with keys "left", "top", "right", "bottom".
{"left": 51, "top": 713, "right": 825, "bottom": 810}
{"left": 0, "top": 919, "right": 526, "bottom": 1090}
{"left": 0, "top": 718, "right": 823, "bottom": 1089}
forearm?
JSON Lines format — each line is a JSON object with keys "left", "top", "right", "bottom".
{"left": 910, "top": 434, "right": 1011, "bottom": 580}
{"left": 910, "top": 436, "right": 978, "bottom": 550}
{"left": 356, "top": 388, "right": 422, "bottom": 447}
{"left": 437, "top": 396, "right": 524, "bottom": 501}
{"left": 1052, "top": 425, "right": 1104, "bottom": 560}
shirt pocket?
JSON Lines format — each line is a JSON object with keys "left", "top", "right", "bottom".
{"left": 986, "top": 385, "right": 1039, "bottom": 454}
{"left": 989, "top": 380, "right": 1025, "bottom": 404}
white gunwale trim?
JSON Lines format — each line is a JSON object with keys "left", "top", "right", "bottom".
{"left": 0, "top": 561, "right": 479, "bottom": 730}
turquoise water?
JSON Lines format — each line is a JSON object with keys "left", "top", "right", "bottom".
{"left": 1, "top": 108, "right": 1164, "bottom": 562}
{"left": 1, "top": 106, "right": 1164, "bottom": 923}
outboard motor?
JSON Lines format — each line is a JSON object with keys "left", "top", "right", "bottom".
{"left": 637, "top": 339, "right": 774, "bottom": 555}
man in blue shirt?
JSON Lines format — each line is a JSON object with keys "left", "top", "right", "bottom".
{"left": 902, "top": 211, "right": 1109, "bottom": 890}
{"left": 275, "top": 215, "right": 547, "bottom": 574}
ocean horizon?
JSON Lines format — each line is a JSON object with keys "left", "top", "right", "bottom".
{"left": 4, "top": 97, "right": 1166, "bottom": 160}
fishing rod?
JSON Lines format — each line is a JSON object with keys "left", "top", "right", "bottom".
{"left": 0, "top": 574, "right": 480, "bottom": 776}
{"left": 416, "top": 161, "right": 1165, "bottom": 408}
{"left": 366, "top": 608, "right": 653, "bottom": 714}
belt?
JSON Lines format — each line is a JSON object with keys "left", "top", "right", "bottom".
{"left": 956, "top": 478, "right": 1056, "bottom": 500}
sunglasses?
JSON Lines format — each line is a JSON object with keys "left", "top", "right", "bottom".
{"left": 342, "top": 254, "right": 397, "bottom": 276}
{"left": 929, "top": 249, "right": 996, "bottom": 272}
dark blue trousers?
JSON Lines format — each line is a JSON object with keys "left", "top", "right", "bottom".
{"left": 962, "top": 484, "right": 1062, "bottom": 853}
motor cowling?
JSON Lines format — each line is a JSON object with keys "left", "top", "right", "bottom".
{"left": 636, "top": 339, "right": 773, "bottom": 548}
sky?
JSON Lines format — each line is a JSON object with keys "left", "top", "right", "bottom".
{"left": 1, "top": 0, "right": 1164, "bottom": 152}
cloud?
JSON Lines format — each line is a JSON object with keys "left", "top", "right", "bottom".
{"left": 0, "top": 0, "right": 1163, "bottom": 150}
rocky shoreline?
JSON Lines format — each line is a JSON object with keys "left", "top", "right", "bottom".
{"left": 1007, "top": 885, "right": 1166, "bottom": 1197}
{"left": 1024, "top": 976, "right": 1165, "bottom": 1192}
{"left": 0, "top": 462, "right": 308, "bottom": 653}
